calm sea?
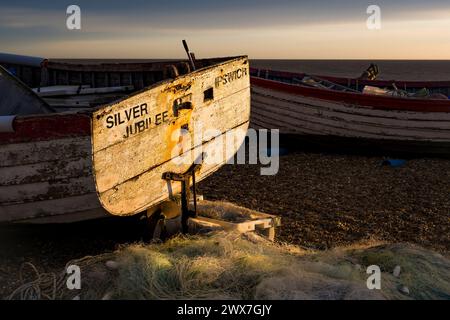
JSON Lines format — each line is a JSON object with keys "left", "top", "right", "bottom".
{"left": 251, "top": 60, "right": 450, "bottom": 81}
{"left": 55, "top": 59, "right": 450, "bottom": 81}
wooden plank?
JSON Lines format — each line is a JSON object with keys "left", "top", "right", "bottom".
{"left": 192, "top": 216, "right": 272, "bottom": 232}
{"left": 33, "top": 85, "right": 90, "bottom": 96}
{"left": 45, "top": 100, "right": 91, "bottom": 108}
{"left": 0, "top": 193, "right": 103, "bottom": 222}
{"left": 0, "top": 176, "right": 95, "bottom": 204}
{"left": 35, "top": 85, "right": 134, "bottom": 97}
{"left": 252, "top": 99, "right": 450, "bottom": 141}
{"left": 251, "top": 114, "right": 325, "bottom": 136}
{"left": 0, "top": 136, "right": 90, "bottom": 167}
{"left": 43, "top": 93, "right": 129, "bottom": 108}
{"left": 0, "top": 157, "right": 91, "bottom": 186}
{"left": 189, "top": 200, "right": 280, "bottom": 240}
{"left": 110, "top": 73, "right": 121, "bottom": 87}
{"left": 15, "top": 208, "right": 108, "bottom": 224}
{"left": 46, "top": 57, "right": 230, "bottom": 73}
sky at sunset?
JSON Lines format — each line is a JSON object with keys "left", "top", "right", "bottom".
{"left": 1, "top": 0, "right": 450, "bottom": 59}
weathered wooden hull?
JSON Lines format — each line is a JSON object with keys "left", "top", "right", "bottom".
{"left": 0, "top": 114, "right": 105, "bottom": 223}
{"left": 0, "top": 56, "right": 250, "bottom": 223}
{"left": 251, "top": 77, "right": 450, "bottom": 156}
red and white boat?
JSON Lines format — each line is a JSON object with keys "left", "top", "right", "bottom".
{"left": 250, "top": 68, "right": 450, "bottom": 156}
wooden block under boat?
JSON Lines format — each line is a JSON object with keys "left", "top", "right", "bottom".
{"left": 188, "top": 200, "right": 281, "bottom": 241}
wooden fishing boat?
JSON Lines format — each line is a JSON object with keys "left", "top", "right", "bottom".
{"left": 0, "top": 52, "right": 239, "bottom": 111}
{"left": 250, "top": 68, "right": 450, "bottom": 156}
{"left": 0, "top": 55, "right": 251, "bottom": 223}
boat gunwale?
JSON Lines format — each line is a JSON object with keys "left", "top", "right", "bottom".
{"left": 0, "top": 56, "right": 248, "bottom": 145}
{"left": 250, "top": 67, "right": 450, "bottom": 88}
{"left": 0, "top": 113, "right": 91, "bottom": 145}
{"left": 251, "top": 76, "right": 450, "bottom": 113}
{"left": 91, "top": 55, "right": 248, "bottom": 111}
{"left": 46, "top": 56, "right": 242, "bottom": 72}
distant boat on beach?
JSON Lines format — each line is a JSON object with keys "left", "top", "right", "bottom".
{"left": 250, "top": 67, "right": 450, "bottom": 156}
{"left": 0, "top": 53, "right": 250, "bottom": 223}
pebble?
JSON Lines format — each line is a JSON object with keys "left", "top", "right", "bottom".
{"left": 105, "top": 260, "right": 120, "bottom": 270}
{"left": 393, "top": 265, "right": 401, "bottom": 277}
{"left": 399, "top": 285, "right": 410, "bottom": 295}
{"left": 197, "top": 153, "right": 450, "bottom": 253}
{"left": 102, "top": 292, "right": 113, "bottom": 300}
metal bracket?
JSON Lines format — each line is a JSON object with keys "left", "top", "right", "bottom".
{"left": 162, "top": 155, "right": 204, "bottom": 233}
{"left": 173, "top": 100, "right": 192, "bottom": 117}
